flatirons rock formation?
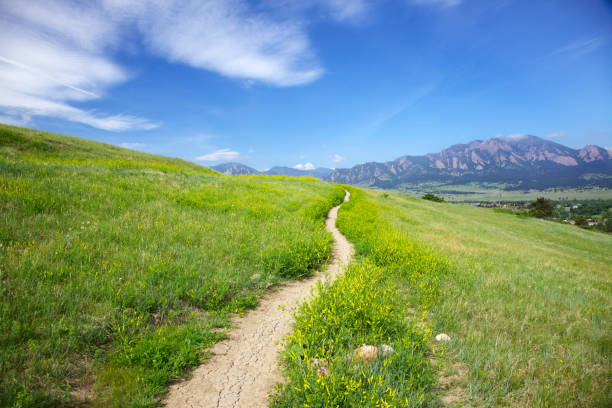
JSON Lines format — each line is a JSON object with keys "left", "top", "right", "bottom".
{"left": 329, "top": 135, "right": 612, "bottom": 189}
{"left": 211, "top": 136, "right": 611, "bottom": 190}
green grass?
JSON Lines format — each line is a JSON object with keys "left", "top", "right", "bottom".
{"left": 0, "top": 124, "right": 345, "bottom": 407}
{"left": 272, "top": 188, "right": 449, "bottom": 407}
{"left": 3, "top": 123, "right": 610, "bottom": 407}
{"left": 275, "top": 186, "right": 611, "bottom": 407}
{"left": 393, "top": 181, "right": 612, "bottom": 202}
{"left": 365, "top": 189, "right": 612, "bottom": 407}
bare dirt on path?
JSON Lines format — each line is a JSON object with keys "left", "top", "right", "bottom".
{"left": 165, "top": 191, "right": 354, "bottom": 408}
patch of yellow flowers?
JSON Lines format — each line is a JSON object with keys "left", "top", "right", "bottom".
{"left": 272, "top": 189, "right": 449, "bottom": 407}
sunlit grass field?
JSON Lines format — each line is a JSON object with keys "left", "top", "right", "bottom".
{"left": 0, "top": 124, "right": 345, "bottom": 407}
{"left": 366, "top": 189, "right": 611, "bottom": 406}
{"left": 274, "top": 186, "right": 610, "bottom": 407}
{"left": 2, "top": 123, "right": 610, "bottom": 407}
{"left": 273, "top": 188, "right": 449, "bottom": 407}
{"left": 394, "top": 182, "right": 612, "bottom": 202}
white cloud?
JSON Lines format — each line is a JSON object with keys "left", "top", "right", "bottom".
{"left": 196, "top": 148, "right": 240, "bottom": 161}
{"left": 106, "top": 0, "right": 323, "bottom": 86}
{"left": 330, "top": 153, "right": 345, "bottom": 163}
{"left": 545, "top": 131, "right": 565, "bottom": 139}
{"left": 0, "top": 113, "right": 31, "bottom": 127}
{"left": 547, "top": 37, "right": 606, "bottom": 59}
{"left": 320, "top": 0, "right": 369, "bottom": 22}
{"left": 119, "top": 142, "right": 146, "bottom": 149}
{"left": 261, "top": 0, "right": 369, "bottom": 23}
{"left": 0, "top": 2, "right": 158, "bottom": 131}
{"left": 0, "top": 0, "right": 326, "bottom": 130}
{"left": 294, "top": 162, "right": 315, "bottom": 170}
{"left": 407, "top": 0, "right": 462, "bottom": 8}
{"left": 248, "top": 149, "right": 254, "bottom": 153}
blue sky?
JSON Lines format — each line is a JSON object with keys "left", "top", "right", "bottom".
{"left": 1, "top": 0, "right": 611, "bottom": 170}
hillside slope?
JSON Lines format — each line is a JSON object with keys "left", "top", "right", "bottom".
{"left": 0, "top": 124, "right": 345, "bottom": 407}
{"left": 340, "top": 189, "right": 611, "bottom": 406}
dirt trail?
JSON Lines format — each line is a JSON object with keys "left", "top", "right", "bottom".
{"left": 165, "top": 191, "right": 354, "bottom": 408}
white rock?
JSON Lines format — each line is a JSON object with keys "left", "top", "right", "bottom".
{"left": 380, "top": 344, "right": 394, "bottom": 356}
{"left": 435, "top": 333, "right": 451, "bottom": 342}
{"left": 352, "top": 345, "right": 378, "bottom": 364}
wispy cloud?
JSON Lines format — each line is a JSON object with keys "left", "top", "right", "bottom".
{"left": 407, "top": 0, "right": 462, "bottom": 8}
{"left": 321, "top": 0, "right": 370, "bottom": 22}
{"left": 294, "top": 162, "right": 315, "bottom": 170}
{"left": 261, "top": 0, "right": 370, "bottom": 23}
{"left": 196, "top": 148, "right": 240, "bottom": 161}
{"left": 545, "top": 131, "right": 565, "bottom": 139}
{"left": 0, "top": 0, "right": 329, "bottom": 130}
{"left": 370, "top": 82, "right": 439, "bottom": 130}
{"left": 119, "top": 0, "right": 324, "bottom": 86}
{"left": 0, "top": 2, "right": 158, "bottom": 131}
{"left": 0, "top": 113, "right": 30, "bottom": 127}
{"left": 546, "top": 37, "right": 606, "bottom": 59}
{"left": 119, "top": 142, "right": 146, "bottom": 149}
{"left": 330, "top": 153, "right": 345, "bottom": 163}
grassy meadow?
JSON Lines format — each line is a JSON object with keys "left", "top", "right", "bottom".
{"left": 274, "top": 187, "right": 610, "bottom": 407}
{"left": 272, "top": 188, "right": 449, "bottom": 407}
{"left": 0, "top": 124, "right": 345, "bottom": 407}
{"left": 2, "top": 123, "right": 610, "bottom": 408}
{"left": 393, "top": 182, "right": 612, "bottom": 202}
{"left": 366, "top": 189, "right": 611, "bottom": 406}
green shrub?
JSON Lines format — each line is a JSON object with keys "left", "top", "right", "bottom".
{"left": 422, "top": 193, "right": 445, "bottom": 203}
{"left": 574, "top": 215, "right": 588, "bottom": 227}
{"left": 529, "top": 197, "right": 554, "bottom": 218}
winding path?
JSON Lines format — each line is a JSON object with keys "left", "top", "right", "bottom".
{"left": 165, "top": 191, "right": 354, "bottom": 408}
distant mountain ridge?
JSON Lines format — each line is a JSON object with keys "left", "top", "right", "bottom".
{"left": 329, "top": 135, "right": 612, "bottom": 190}
{"left": 212, "top": 163, "right": 333, "bottom": 179}
{"left": 265, "top": 166, "right": 333, "bottom": 179}
{"left": 211, "top": 162, "right": 260, "bottom": 175}
{"left": 212, "top": 135, "right": 612, "bottom": 190}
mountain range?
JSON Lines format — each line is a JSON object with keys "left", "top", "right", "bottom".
{"left": 213, "top": 135, "right": 612, "bottom": 191}
{"left": 212, "top": 163, "right": 333, "bottom": 179}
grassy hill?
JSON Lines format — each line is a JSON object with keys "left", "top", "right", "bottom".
{"left": 2, "top": 124, "right": 610, "bottom": 407}
{"left": 271, "top": 187, "right": 610, "bottom": 407}
{"left": 0, "top": 124, "right": 345, "bottom": 407}
{"left": 377, "top": 190, "right": 611, "bottom": 406}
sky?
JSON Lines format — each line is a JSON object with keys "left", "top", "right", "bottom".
{"left": 1, "top": 0, "right": 611, "bottom": 171}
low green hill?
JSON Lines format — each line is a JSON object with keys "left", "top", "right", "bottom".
{"left": 0, "top": 124, "right": 345, "bottom": 407}
{"left": 341, "top": 189, "right": 611, "bottom": 406}
{"left": 2, "top": 124, "right": 610, "bottom": 407}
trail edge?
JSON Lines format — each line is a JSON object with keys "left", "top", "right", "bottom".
{"left": 165, "top": 190, "right": 354, "bottom": 408}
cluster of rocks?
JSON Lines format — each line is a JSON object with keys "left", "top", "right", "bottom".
{"left": 310, "top": 343, "right": 395, "bottom": 377}
{"left": 309, "top": 334, "right": 451, "bottom": 377}
{"left": 352, "top": 344, "right": 395, "bottom": 364}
